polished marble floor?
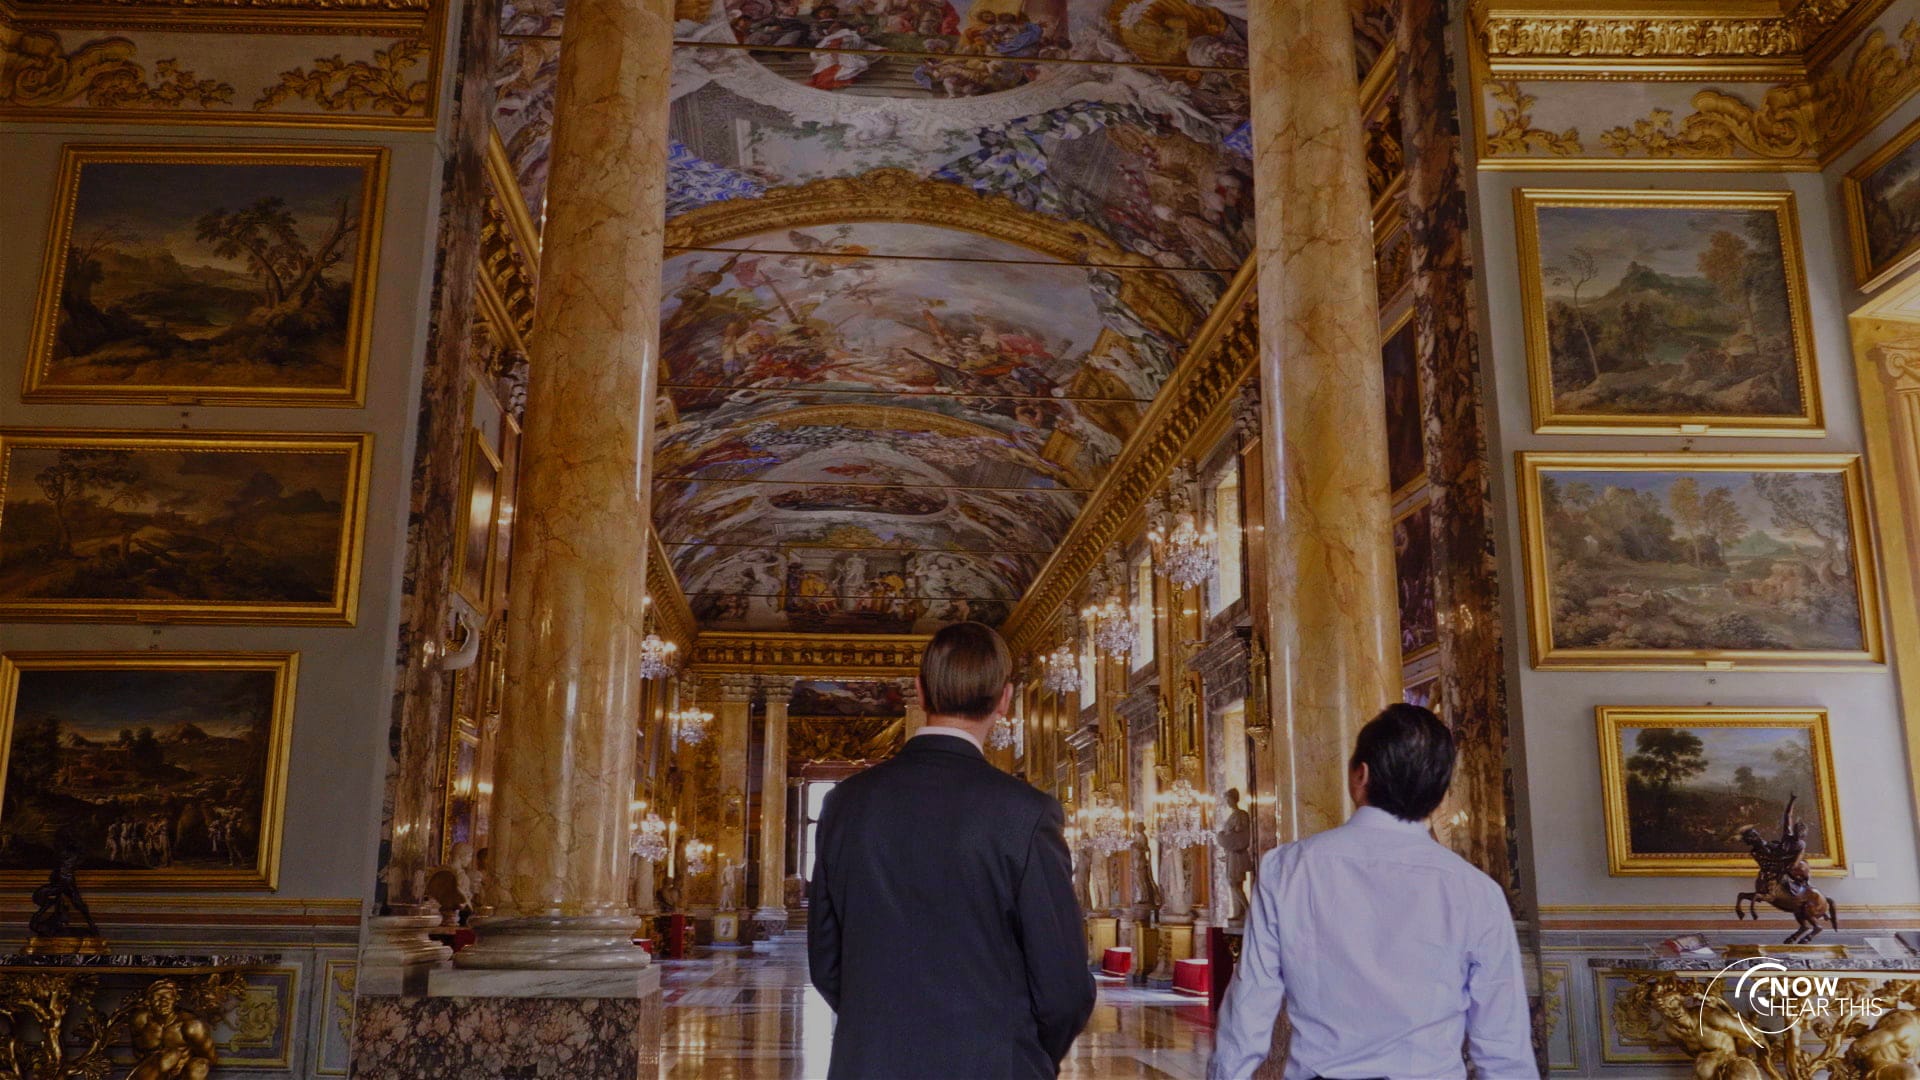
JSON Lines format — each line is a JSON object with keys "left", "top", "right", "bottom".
{"left": 659, "top": 934, "right": 1214, "bottom": 1078}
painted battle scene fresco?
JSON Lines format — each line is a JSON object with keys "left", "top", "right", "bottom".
{"left": 789, "top": 680, "right": 907, "bottom": 717}
{"left": 1394, "top": 501, "right": 1436, "bottom": 658}
{"left": 1527, "top": 458, "right": 1875, "bottom": 663}
{"left": 0, "top": 433, "right": 367, "bottom": 622}
{"left": 1600, "top": 709, "right": 1840, "bottom": 874}
{"left": 28, "top": 149, "right": 384, "bottom": 404}
{"left": 1520, "top": 194, "right": 1816, "bottom": 430}
{"left": 0, "top": 655, "right": 293, "bottom": 886}
{"left": 1847, "top": 117, "right": 1920, "bottom": 287}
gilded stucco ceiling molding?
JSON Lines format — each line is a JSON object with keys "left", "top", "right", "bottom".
{"left": 1484, "top": 81, "right": 1582, "bottom": 156}
{"left": 1476, "top": 0, "right": 1872, "bottom": 68}
{"left": 648, "top": 529, "right": 698, "bottom": 654}
{"left": 0, "top": 0, "right": 429, "bottom": 33}
{"left": 1002, "top": 258, "right": 1257, "bottom": 656}
{"left": 254, "top": 35, "right": 428, "bottom": 115}
{"left": 686, "top": 632, "right": 928, "bottom": 678}
{"left": 0, "top": 25, "right": 232, "bottom": 107}
{"left": 664, "top": 168, "right": 1198, "bottom": 341}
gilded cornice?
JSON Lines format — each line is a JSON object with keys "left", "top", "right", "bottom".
{"left": 486, "top": 126, "right": 542, "bottom": 262}
{"left": 1002, "top": 258, "right": 1257, "bottom": 655}
{"left": 687, "top": 632, "right": 928, "bottom": 678}
{"left": 0, "top": 0, "right": 429, "bottom": 33}
{"left": 1476, "top": 0, "right": 1873, "bottom": 70}
{"left": 476, "top": 156, "right": 539, "bottom": 353}
{"left": 648, "top": 529, "right": 697, "bottom": 655}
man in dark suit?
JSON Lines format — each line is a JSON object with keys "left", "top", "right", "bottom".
{"left": 809, "top": 622, "right": 1095, "bottom": 1079}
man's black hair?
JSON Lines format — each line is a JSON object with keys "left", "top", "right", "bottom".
{"left": 1349, "top": 703, "right": 1456, "bottom": 822}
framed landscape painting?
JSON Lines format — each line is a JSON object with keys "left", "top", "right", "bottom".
{"left": 0, "top": 652, "right": 297, "bottom": 889}
{"left": 1514, "top": 189, "right": 1822, "bottom": 436}
{"left": 0, "top": 429, "right": 371, "bottom": 624}
{"left": 1517, "top": 453, "right": 1883, "bottom": 669}
{"left": 24, "top": 145, "right": 387, "bottom": 407}
{"left": 1843, "top": 116, "right": 1920, "bottom": 292}
{"left": 1596, "top": 706, "right": 1842, "bottom": 877}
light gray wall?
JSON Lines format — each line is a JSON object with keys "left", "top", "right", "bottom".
{"left": 1472, "top": 91, "right": 1920, "bottom": 911}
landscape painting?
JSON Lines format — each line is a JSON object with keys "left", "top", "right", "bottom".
{"left": 0, "top": 652, "right": 296, "bottom": 889}
{"left": 1394, "top": 500, "right": 1436, "bottom": 659}
{"left": 1381, "top": 311, "right": 1424, "bottom": 497}
{"left": 1520, "top": 453, "right": 1881, "bottom": 669}
{"left": 26, "top": 146, "right": 386, "bottom": 406}
{"left": 1597, "top": 706, "right": 1841, "bottom": 876}
{"left": 1844, "top": 117, "right": 1920, "bottom": 290}
{"left": 0, "top": 430, "right": 370, "bottom": 624}
{"left": 1516, "top": 190, "right": 1820, "bottom": 435}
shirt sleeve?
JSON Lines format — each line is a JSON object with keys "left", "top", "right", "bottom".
{"left": 1207, "top": 847, "right": 1288, "bottom": 1080}
{"left": 1463, "top": 885, "right": 1539, "bottom": 1079}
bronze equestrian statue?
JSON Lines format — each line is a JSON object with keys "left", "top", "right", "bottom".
{"left": 1734, "top": 795, "right": 1839, "bottom": 944}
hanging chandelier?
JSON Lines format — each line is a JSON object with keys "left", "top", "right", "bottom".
{"left": 1155, "top": 779, "right": 1211, "bottom": 849}
{"left": 1079, "top": 793, "right": 1131, "bottom": 857}
{"left": 1149, "top": 466, "right": 1217, "bottom": 588}
{"left": 988, "top": 714, "right": 1018, "bottom": 750}
{"left": 637, "top": 631, "right": 679, "bottom": 680}
{"left": 683, "top": 838, "right": 713, "bottom": 875}
{"left": 1080, "top": 554, "right": 1135, "bottom": 660}
{"left": 670, "top": 698, "right": 714, "bottom": 749}
{"left": 631, "top": 811, "right": 670, "bottom": 861}
{"left": 1040, "top": 643, "right": 1082, "bottom": 695}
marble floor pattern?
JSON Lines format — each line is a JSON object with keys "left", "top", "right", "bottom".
{"left": 660, "top": 934, "right": 1214, "bottom": 1078}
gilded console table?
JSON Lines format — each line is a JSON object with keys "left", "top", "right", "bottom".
{"left": 1597, "top": 955, "right": 1920, "bottom": 1078}
{"left": 0, "top": 953, "right": 269, "bottom": 1079}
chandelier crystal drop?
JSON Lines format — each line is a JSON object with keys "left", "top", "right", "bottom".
{"left": 1079, "top": 793, "right": 1132, "bottom": 857}
{"left": 1082, "top": 594, "right": 1135, "bottom": 659}
{"left": 988, "top": 714, "right": 1018, "bottom": 750}
{"left": 637, "top": 631, "right": 679, "bottom": 681}
{"left": 683, "top": 838, "right": 713, "bottom": 876}
{"left": 1155, "top": 779, "right": 1211, "bottom": 850}
{"left": 1152, "top": 511, "right": 1218, "bottom": 588}
{"left": 670, "top": 699, "right": 714, "bottom": 749}
{"left": 1040, "top": 644, "right": 1082, "bottom": 695}
{"left": 631, "top": 811, "right": 670, "bottom": 861}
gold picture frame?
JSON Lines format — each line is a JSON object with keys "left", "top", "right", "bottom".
{"left": 1843, "top": 116, "right": 1920, "bottom": 293}
{"left": 0, "top": 428, "right": 372, "bottom": 625}
{"left": 24, "top": 144, "right": 387, "bottom": 407}
{"left": 1596, "top": 706, "right": 1844, "bottom": 877}
{"left": 1516, "top": 453, "right": 1884, "bottom": 670}
{"left": 0, "top": 651, "right": 297, "bottom": 890}
{"left": 1514, "top": 189, "right": 1824, "bottom": 437}
{"left": 455, "top": 428, "right": 502, "bottom": 608}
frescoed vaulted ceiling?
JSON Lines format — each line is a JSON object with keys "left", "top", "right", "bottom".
{"left": 491, "top": 0, "right": 1392, "bottom": 635}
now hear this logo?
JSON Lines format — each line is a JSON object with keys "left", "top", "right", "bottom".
{"left": 1705, "top": 956, "right": 1890, "bottom": 1043}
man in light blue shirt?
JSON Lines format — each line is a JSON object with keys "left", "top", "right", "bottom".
{"left": 1208, "top": 704, "right": 1538, "bottom": 1080}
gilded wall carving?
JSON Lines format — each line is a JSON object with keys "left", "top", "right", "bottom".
{"left": 1484, "top": 81, "right": 1580, "bottom": 157}
{"left": 1478, "top": 0, "right": 1865, "bottom": 62}
{"left": 253, "top": 34, "right": 427, "bottom": 115}
{"left": 0, "top": 26, "right": 230, "bottom": 107}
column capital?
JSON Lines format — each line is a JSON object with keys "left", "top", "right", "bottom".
{"left": 718, "top": 673, "right": 758, "bottom": 704}
{"left": 757, "top": 674, "right": 798, "bottom": 706}
{"left": 1875, "top": 341, "right": 1920, "bottom": 391}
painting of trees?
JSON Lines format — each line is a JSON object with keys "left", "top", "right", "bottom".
{"left": 1625, "top": 727, "right": 1706, "bottom": 824}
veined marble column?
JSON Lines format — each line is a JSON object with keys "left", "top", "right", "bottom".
{"left": 903, "top": 677, "right": 927, "bottom": 737}
{"left": 715, "top": 674, "right": 756, "bottom": 902}
{"left": 754, "top": 676, "right": 794, "bottom": 931}
{"left": 1248, "top": 0, "right": 1399, "bottom": 839}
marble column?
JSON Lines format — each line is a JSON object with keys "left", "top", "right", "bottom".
{"left": 754, "top": 676, "right": 794, "bottom": 931}
{"left": 903, "top": 677, "right": 927, "bottom": 737}
{"left": 715, "top": 674, "right": 756, "bottom": 902}
{"left": 1248, "top": 0, "right": 1399, "bottom": 839}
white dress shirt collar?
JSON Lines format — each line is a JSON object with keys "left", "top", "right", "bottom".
{"left": 913, "top": 725, "right": 984, "bottom": 753}
{"left": 1348, "top": 804, "right": 1435, "bottom": 835}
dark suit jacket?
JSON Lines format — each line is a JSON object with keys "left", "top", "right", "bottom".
{"left": 809, "top": 733, "right": 1095, "bottom": 1079}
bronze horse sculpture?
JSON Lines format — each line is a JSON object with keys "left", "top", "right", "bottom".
{"left": 1734, "top": 795, "right": 1839, "bottom": 944}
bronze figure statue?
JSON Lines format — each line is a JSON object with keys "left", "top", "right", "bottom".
{"left": 1734, "top": 795, "right": 1840, "bottom": 944}
{"left": 126, "top": 979, "right": 220, "bottom": 1080}
{"left": 28, "top": 847, "right": 102, "bottom": 947}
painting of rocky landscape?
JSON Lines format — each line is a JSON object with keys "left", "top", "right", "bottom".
{"left": 0, "top": 653, "right": 294, "bottom": 887}
{"left": 0, "top": 431, "right": 369, "bottom": 623}
{"left": 27, "top": 147, "right": 384, "bottom": 405}
{"left": 1524, "top": 454, "right": 1878, "bottom": 667}
{"left": 1846, "top": 117, "right": 1920, "bottom": 288}
{"left": 1518, "top": 191, "right": 1818, "bottom": 433}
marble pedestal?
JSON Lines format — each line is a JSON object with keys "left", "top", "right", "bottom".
{"left": 751, "top": 906, "right": 789, "bottom": 938}
{"left": 351, "top": 967, "right": 663, "bottom": 1079}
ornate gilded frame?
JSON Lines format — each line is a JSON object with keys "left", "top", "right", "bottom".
{"left": 1392, "top": 494, "right": 1438, "bottom": 665}
{"left": 1843, "top": 114, "right": 1920, "bottom": 292}
{"left": 0, "top": 428, "right": 372, "bottom": 624}
{"left": 23, "top": 144, "right": 387, "bottom": 407}
{"left": 454, "top": 427, "right": 501, "bottom": 608}
{"left": 1515, "top": 452, "right": 1885, "bottom": 670}
{"left": 1514, "top": 189, "right": 1824, "bottom": 436}
{"left": 1595, "top": 705, "right": 1844, "bottom": 877}
{"left": 0, "top": 650, "right": 297, "bottom": 889}
{"left": 1380, "top": 304, "right": 1425, "bottom": 504}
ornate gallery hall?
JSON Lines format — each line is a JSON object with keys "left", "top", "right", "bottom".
{"left": 3, "top": 0, "right": 1920, "bottom": 1075}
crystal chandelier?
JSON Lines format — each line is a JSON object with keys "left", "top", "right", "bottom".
{"left": 683, "top": 838, "right": 713, "bottom": 875}
{"left": 1040, "top": 643, "right": 1081, "bottom": 695}
{"left": 1080, "top": 556, "right": 1134, "bottom": 659}
{"left": 670, "top": 698, "right": 714, "bottom": 749}
{"left": 631, "top": 811, "right": 670, "bottom": 861}
{"left": 1149, "top": 466, "right": 1217, "bottom": 588}
{"left": 637, "top": 631, "right": 678, "bottom": 680}
{"left": 1155, "top": 779, "right": 1211, "bottom": 849}
{"left": 1079, "top": 792, "right": 1131, "bottom": 857}
{"left": 988, "top": 714, "right": 1018, "bottom": 750}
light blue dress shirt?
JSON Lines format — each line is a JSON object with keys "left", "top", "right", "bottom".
{"left": 1208, "top": 806, "right": 1538, "bottom": 1080}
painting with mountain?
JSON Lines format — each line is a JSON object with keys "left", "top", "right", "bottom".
{"left": 1845, "top": 117, "right": 1920, "bottom": 288}
{"left": 1522, "top": 454, "right": 1879, "bottom": 666}
{"left": 27, "top": 147, "right": 385, "bottom": 405}
{"left": 0, "top": 654, "right": 295, "bottom": 888}
{"left": 1518, "top": 192, "right": 1817, "bottom": 433}
{"left": 1597, "top": 707, "right": 1841, "bottom": 875}
{"left": 0, "top": 431, "right": 368, "bottom": 623}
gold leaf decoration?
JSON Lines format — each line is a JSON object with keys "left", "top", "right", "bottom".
{"left": 254, "top": 36, "right": 428, "bottom": 115}
{"left": 1485, "top": 81, "right": 1582, "bottom": 156}
{"left": 1814, "top": 19, "right": 1920, "bottom": 151}
{"left": 1479, "top": 0, "right": 1859, "bottom": 61}
{"left": 0, "top": 26, "right": 232, "bottom": 108}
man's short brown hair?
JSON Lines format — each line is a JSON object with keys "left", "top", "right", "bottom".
{"left": 919, "top": 622, "right": 1011, "bottom": 720}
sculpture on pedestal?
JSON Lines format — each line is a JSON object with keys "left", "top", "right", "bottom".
{"left": 28, "top": 848, "right": 103, "bottom": 953}
{"left": 127, "top": 980, "right": 219, "bottom": 1080}
{"left": 1072, "top": 838, "right": 1093, "bottom": 912}
{"left": 1735, "top": 795, "right": 1839, "bottom": 943}
{"left": 1216, "top": 788, "right": 1252, "bottom": 924}
{"left": 1157, "top": 834, "right": 1191, "bottom": 923}
{"left": 718, "top": 857, "right": 740, "bottom": 912}
{"left": 1129, "top": 823, "right": 1160, "bottom": 912}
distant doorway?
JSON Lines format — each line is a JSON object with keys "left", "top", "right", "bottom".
{"left": 801, "top": 779, "right": 837, "bottom": 882}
